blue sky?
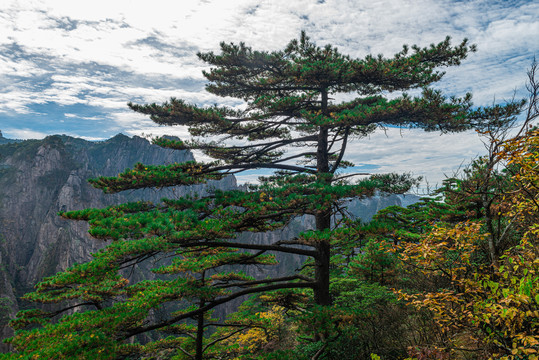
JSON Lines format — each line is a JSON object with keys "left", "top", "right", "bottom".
{"left": 0, "top": 0, "right": 538, "bottom": 186}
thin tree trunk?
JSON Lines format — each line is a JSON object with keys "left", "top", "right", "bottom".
{"left": 196, "top": 272, "right": 206, "bottom": 360}
{"left": 482, "top": 158, "right": 499, "bottom": 269}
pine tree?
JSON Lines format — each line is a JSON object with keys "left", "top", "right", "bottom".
{"left": 5, "top": 32, "right": 521, "bottom": 359}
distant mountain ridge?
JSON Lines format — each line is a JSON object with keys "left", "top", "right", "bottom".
{"left": 0, "top": 132, "right": 418, "bottom": 352}
{"left": 0, "top": 131, "right": 20, "bottom": 145}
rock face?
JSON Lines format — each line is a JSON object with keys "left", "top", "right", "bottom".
{"left": 0, "top": 132, "right": 418, "bottom": 352}
{"left": 0, "top": 134, "right": 235, "bottom": 351}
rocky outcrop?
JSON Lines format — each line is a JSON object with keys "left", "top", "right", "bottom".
{"left": 0, "top": 134, "right": 235, "bottom": 351}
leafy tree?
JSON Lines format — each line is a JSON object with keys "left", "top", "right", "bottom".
{"left": 393, "top": 61, "right": 539, "bottom": 360}
{"left": 4, "top": 33, "right": 520, "bottom": 359}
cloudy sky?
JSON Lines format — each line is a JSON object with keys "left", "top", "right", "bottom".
{"left": 0, "top": 0, "right": 538, "bottom": 186}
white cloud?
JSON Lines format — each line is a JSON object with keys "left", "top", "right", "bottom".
{"left": 342, "top": 127, "right": 486, "bottom": 187}
{"left": 69, "top": 135, "right": 107, "bottom": 141}
{"left": 63, "top": 113, "right": 103, "bottom": 121}
{"left": 0, "top": 0, "right": 538, "bottom": 187}
{"left": 0, "top": 54, "right": 48, "bottom": 77}
{"left": 0, "top": 90, "right": 44, "bottom": 114}
{"left": 2, "top": 127, "right": 49, "bottom": 139}
{"left": 2, "top": 0, "right": 535, "bottom": 111}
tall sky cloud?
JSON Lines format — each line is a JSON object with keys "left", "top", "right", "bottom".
{"left": 0, "top": 0, "right": 537, "bottom": 185}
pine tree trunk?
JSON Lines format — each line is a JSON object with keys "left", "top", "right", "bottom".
{"left": 196, "top": 300, "right": 204, "bottom": 360}
{"left": 314, "top": 215, "right": 331, "bottom": 306}
{"left": 314, "top": 90, "right": 332, "bottom": 307}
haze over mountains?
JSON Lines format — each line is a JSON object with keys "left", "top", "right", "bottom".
{"left": 0, "top": 131, "right": 417, "bottom": 351}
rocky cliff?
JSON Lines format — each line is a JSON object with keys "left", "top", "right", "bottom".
{"left": 0, "top": 132, "right": 417, "bottom": 351}
{"left": 0, "top": 133, "right": 235, "bottom": 350}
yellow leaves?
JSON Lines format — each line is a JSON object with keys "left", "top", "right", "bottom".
{"left": 522, "top": 336, "right": 539, "bottom": 347}
{"left": 258, "top": 191, "right": 273, "bottom": 202}
{"left": 400, "top": 221, "right": 484, "bottom": 279}
{"left": 186, "top": 163, "right": 203, "bottom": 175}
{"left": 510, "top": 337, "right": 539, "bottom": 357}
{"left": 396, "top": 176, "right": 539, "bottom": 358}
{"left": 498, "top": 130, "right": 539, "bottom": 242}
{"left": 220, "top": 305, "right": 288, "bottom": 355}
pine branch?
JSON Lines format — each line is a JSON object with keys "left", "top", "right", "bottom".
{"left": 178, "top": 240, "right": 318, "bottom": 258}
{"left": 123, "top": 281, "right": 316, "bottom": 339}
